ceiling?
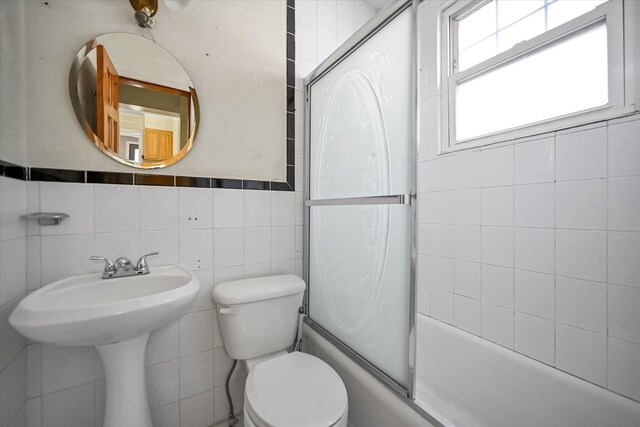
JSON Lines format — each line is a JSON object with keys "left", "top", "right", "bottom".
{"left": 362, "top": 0, "right": 396, "bottom": 11}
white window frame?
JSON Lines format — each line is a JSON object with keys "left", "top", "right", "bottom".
{"left": 439, "top": 0, "right": 639, "bottom": 153}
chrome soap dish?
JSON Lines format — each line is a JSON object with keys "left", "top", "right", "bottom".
{"left": 24, "top": 212, "right": 70, "bottom": 226}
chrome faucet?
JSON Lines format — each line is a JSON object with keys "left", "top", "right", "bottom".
{"left": 90, "top": 252, "right": 159, "bottom": 279}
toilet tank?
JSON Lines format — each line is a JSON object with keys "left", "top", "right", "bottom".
{"left": 212, "top": 275, "right": 305, "bottom": 360}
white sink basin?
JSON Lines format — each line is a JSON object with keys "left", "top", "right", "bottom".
{"left": 10, "top": 265, "right": 199, "bottom": 346}
{"left": 9, "top": 265, "right": 200, "bottom": 427}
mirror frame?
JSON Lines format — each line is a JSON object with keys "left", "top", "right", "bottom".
{"left": 69, "top": 33, "right": 200, "bottom": 169}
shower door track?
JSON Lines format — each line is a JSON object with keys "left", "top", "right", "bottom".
{"left": 302, "top": 0, "right": 436, "bottom": 424}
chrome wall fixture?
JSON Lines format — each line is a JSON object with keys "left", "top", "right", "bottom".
{"left": 129, "top": 0, "right": 158, "bottom": 28}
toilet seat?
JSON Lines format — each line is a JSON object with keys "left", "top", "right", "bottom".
{"left": 244, "top": 352, "right": 348, "bottom": 427}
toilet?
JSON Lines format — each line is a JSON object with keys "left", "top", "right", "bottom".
{"left": 212, "top": 274, "right": 348, "bottom": 427}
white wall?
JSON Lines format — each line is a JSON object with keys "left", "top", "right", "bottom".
{"left": 22, "top": 0, "right": 286, "bottom": 182}
{"left": 22, "top": 183, "right": 300, "bottom": 427}
{"left": 416, "top": 0, "right": 640, "bottom": 420}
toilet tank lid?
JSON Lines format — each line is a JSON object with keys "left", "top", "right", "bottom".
{"left": 212, "top": 274, "right": 305, "bottom": 305}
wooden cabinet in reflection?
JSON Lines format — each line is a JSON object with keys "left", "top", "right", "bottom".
{"left": 143, "top": 128, "right": 173, "bottom": 161}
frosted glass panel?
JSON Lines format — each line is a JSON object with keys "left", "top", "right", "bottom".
{"left": 309, "top": 9, "right": 412, "bottom": 199}
{"left": 309, "top": 204, "right": 410, "bottom": 386}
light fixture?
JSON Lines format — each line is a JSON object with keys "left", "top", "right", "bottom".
{"left": 129, "top": 0, "right": 158, "bottom": 28}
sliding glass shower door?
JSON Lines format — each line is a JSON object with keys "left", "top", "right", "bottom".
{"left": 304, "top": 2, "right": 416, "bottom": 394}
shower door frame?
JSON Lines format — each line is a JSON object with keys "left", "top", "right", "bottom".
{"left": 303, "top": 0, "right": 430, "bottom": 420}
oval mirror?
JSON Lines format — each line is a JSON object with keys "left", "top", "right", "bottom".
{"left": 69, "top": 33, "right": 199, "bottom": 169}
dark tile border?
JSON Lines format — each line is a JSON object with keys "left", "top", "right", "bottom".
{"left": 0, "top": 1, "right": 296, "bottom": 192}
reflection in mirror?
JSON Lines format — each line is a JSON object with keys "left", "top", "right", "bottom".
{"left": 70, "top": 33, "right": 199, "bottom": 169}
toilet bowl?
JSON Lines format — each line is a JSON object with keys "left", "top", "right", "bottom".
{"left": 212, "top": 275, "right": 348, "bottom": 427}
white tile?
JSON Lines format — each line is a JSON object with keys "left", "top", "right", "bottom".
{"left": 0, "top": 298, "right": 26, "bottom": 372}
{"left": 453, "top": 260, "right": 481, "bottom": 299}
{"left": 608, "top": 338, "right": 640, "bottom": 402}
{"left": 514, "top": 183, "right": 554, "bottom": 228}
{"left": 514, "top": 136, "right": 555, "bottom": 184}
{"left": 42, "top": 383, "right": 93, "bottom": 427}
{"left": 150, "top": 402, "right": 179, "bottom": 427}
{"left": 271, "top": 226, "right": 295, "bottom": 261}
{"left": 428, "top": 224, "right": 453, "bottom": 258}
{"left": 514, "top": 228, "right": 555, "bottom": 274}
{"left": 556, "top": 125, "right": 607, "bottom": 181}
{"left": 481, "top": 226, "right": 513, "bottom": 268}
{"left": 180, "top": 350, "right": 214, "bottom": 398}
{"left": 295, "top": 192, "right": 304, "bottom": 226}
{"left": 146, "top": 359, "right": 179, "bottom": 409}
{"left": 608, "top": 231, "right": 640, "bottom": 288}
{"left": 42, "top": 345, "right": 93, "bottom": 395}
{"left": 213, "top": 189, "right": 243, "bottom": 229}
{"left": 244, "top": 262, "right": 271, "bottom": 279}
{"left": 418, "top": 193, "right": 428, "bottom": 224}
{"left": 336, "top": 0, "right": 354, "bottom": 44}
{"left": 212, "top": 346, "right": 246, "bottom": 388}
{"left": 0, "top": 176, "right": 27, "bottom": 241}
{"left": 453, "top": 225, "right": 480, "bottom": 262}
{"left": 26, "top": 397, "right": 41, "bottom": 427}
{"left": 180, "top": 389, "right": 215, "bottom": 427}
{"left": 0, "top": 237, "right": 26, "bottom": 305}
{"left": 429, "top": 256, "right": 453, "bottom": 292}
{"left": 608, "top": 118, "right": 640, "bottom": 177}
{"left": 317, "top": 0, "right": 337, "bottom": 37}
{"left": 26, "top": 236, "right": 41, "bottom": 290}
{"left": 270, "top": 260, "right": 296, "bottom": 275}
{"left": 26, "top": 344, "right": 41, "bottom": 399}
{"left": 556, "top": 323, "right": 606, "bottom": 386}
{"left": 179, "top": 187, "right": 213, "bottom": 229}
{"left": 214, "top": 381, "right": 244, "bottom": 425}
{"left": 317, "top": 33, "right": 336, "bottom": 64}
{"left": 145, "top": 316, "right": 179, "bottom": 366}
{"left": 481, "top": 187, "right": 513, "bottom": 226}
{"left": 26, "top": 181, "right": 40, "bottom": 237}
{"left": 271, "top": 191, "right": 294, "bottom": 226}
{"left": 180, "top": 310, "right": 214, "bottom": 356}
{"left": 453, "top": 151, "right": 481, "bottom": 190}
{"left": 556, "top": 179, "right": 607, "bottom": 230}
{"left": 418, "top": 162, "right": 429, "bottom": 193}
{"left": 427, "top": 191, "right": 453, "bottom": 224}
{"left": 187, "top": 269, "right": 215, "bottom": 314}
{"left": 93, "top": 232, "right": 139, "bottom": 268}
{"left": 295, "top": 0, "right": 317, "bottom": 30}
{"left": 296, "top": 24, "right": 317, "bottom": 63}
{"left": 608, "top": 176, "right": 640, "bottom": 231}
{"left": 556, "top": 276, "right": 606, "bottom": 334}
{"left": 139, "top": 230, "right": 179, "bottom": 267}
{"left": 429, "top": 156, "right": 453, "bottom": 191}
{"left": 40, "top": 234, "right": 93, "bottom": 285}
{"left": 139, "top": 186, "right": 179, "bottom": 231}
{"left": 481, "top": 145, "right": 514, "bottom": 187}
{"left": 93, "top": 185, "right": 139, "bottom": 232}
{"left": 213, "top": 266, "right": 244, "bottom": 286}
{"left": 213, "top": 228, "right": 244, "bottom": 268}
{"left": 514, "top": 270, "right": 555, "bottom": 320}
{"left": 417, "top": 285, "right": 430, "bottom": 315}
{"left": 608, "top": 285, "right": 640, "bottom": 344}
{"left": 295, "top": 225, "right": 303, "bottom": 259}
{"left": 244, "top": 191, "right": 270, "bottom": 227}
{"left": 556, "top": 229, "right": 606, "bottom": 282}
{"left": 180, "top": 229, "right": 213, "bottom": 270}
{"left": 39, "top": 182, "right": 93, "bottom": 235}
{"left": 453, "top": 189, "right": 481, "bottom": 225}
{"left": 244, "top": 227, "right": 270, "bottom": 265}
{"left": 514, "top": 312, "right": 555, "bottom": 365}
{"left": 482, "top": 264, "right": 513, "bottom": 308}
{"left": 430, "top": 289, "right": 453, "bottom": 324}
{"left": 354, "top": 0, "right": 374, "bottom": 29}
{"left": 0, "top": 349, "right": 26, "bottom": 427}
{"left": 453, "top": 294, "right": 481, "bottom": 336}
{"left": 482, "top": 303, "right": 514, "bottom": 349}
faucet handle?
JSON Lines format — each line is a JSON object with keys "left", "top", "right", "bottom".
{"left": 136, "top": 252, "right": 159, "bottom": 274}
{"left": 90, "top": 256, "right": 116, "bottom": 277}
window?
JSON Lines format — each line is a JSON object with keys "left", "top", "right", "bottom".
{"left": 440, "top": 0, "right": 635, "bottom": 151}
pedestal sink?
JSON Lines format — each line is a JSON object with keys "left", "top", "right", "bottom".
{"left": 9, "top": 265, "right": 200, "bottom": 427}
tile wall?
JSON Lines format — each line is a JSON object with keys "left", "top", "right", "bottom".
{"left": 22, "top": 183, "right": 300, "bottom": 427}
{"left": 0, "top": 176, "right": 28, "bottom": 427}
{"left": 417, "top": 0, "right": 640, "bottom": 401}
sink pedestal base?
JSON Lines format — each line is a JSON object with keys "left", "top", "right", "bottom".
{"left": 96, "top": 333, "right": 152, "bottom": 427}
